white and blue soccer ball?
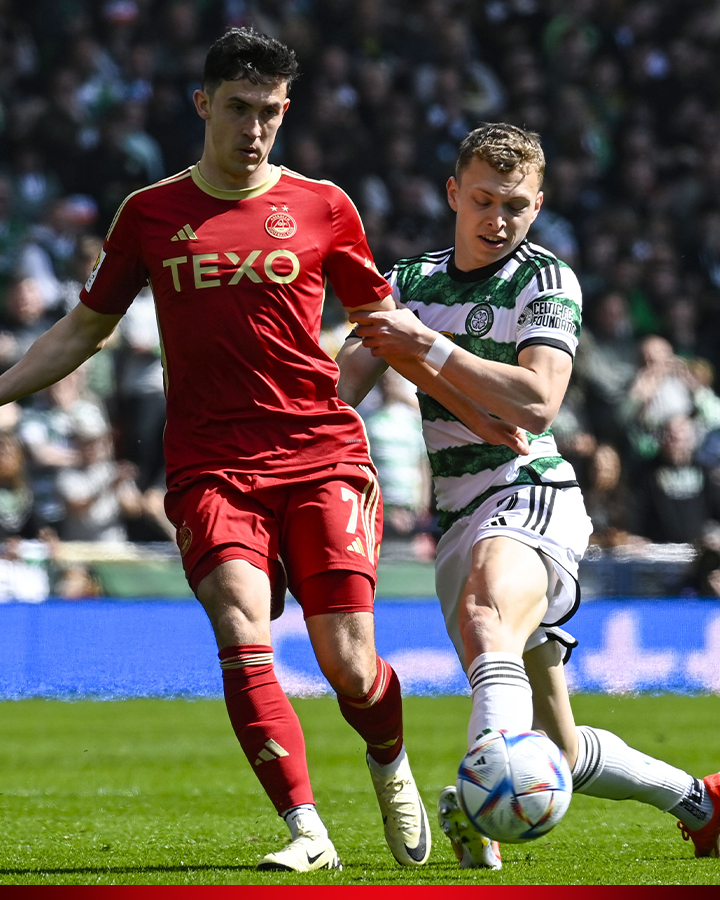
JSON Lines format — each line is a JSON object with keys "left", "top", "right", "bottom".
{"left": 456, "top": 729, "right": 572, "bottom": 844}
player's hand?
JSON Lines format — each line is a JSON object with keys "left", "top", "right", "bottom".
{"left": 460, "top": 402, "right": 529, "bottom": 454}
{"left": 483, "top": 419, "right": 530, "bottom": 455}
{"left": 349, "top": 308, "right": 436, "bottom": 362}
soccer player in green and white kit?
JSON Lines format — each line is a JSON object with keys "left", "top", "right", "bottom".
{"left": 338, "top": 123, "right": 720, "bottom": 868}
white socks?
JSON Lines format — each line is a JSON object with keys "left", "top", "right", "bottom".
{"left": 366, "top": 745, "right": 407, "bottom": 777}
{"left": 466, "top": 652, "right": 533, "bottom": 747}
{"left": 283, "top": 804, "right": 328, "bottom": 839}
{"left": 572, "top": 726, "right": 713, "bottom": 830}
{"left": 465, "top": 653, "right": 713, "bottom": 831}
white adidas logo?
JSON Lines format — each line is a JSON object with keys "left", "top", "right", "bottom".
{"left": 171, "top": 224, "right": 198, "bottom": 241}
{"left": 255, "top": 738, "right": 289, "bottom": 766}
{"left": 346, "top": 538, "right": 365, "bottom": 556}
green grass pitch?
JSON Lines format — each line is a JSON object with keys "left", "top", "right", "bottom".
{"left": 1, "top": 693, "right": 719, "bottom": 885}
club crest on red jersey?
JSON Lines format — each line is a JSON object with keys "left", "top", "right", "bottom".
{"left": 177, "top": 523, "right": 193, "bottom": 556}
{"left": 265, "top": 208, "right": 297, "bottom": 239}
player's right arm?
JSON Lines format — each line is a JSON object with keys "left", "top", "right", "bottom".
{"left": 352, "top": 305, "right": 571, "bottom": 436}
{"left": 336, "top": 335, "right": 529, "bottom": 455}
{"left": 336, "top": 251, "right": 528, "bottom": 453}
{"left": 0, "top": 187, "right": 152, "bottom": 408}
{"left": 0, "top": 302, "right": 122, "bottom": 406}
{"left": 391, "top": 350, "right": 529, "bottom": 455}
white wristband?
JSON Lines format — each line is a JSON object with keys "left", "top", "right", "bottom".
{"left": 423, "top": 334, "right": 455, "bottom": 372}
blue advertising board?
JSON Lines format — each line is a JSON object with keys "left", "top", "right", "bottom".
{"left": 0, "top": 597, "right": 719, "bottom": 698}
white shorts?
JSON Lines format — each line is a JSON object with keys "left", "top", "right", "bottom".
{"left": 435, "top": 483, "right": 593, "bottom": 671}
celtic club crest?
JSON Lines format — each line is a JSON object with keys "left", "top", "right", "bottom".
{"left": 466, "top": 302, "right": 494, "bottom": 337}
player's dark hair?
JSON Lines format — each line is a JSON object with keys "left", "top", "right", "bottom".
{"left": 457, "top": 123, "right": 545, "bottom": 187}
{"left": 203, "top": 27, "right": 299, "bottom": 95}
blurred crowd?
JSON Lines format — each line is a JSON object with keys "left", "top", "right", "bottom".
{"left": 0, "top": 0, "right": 719, "bottom": 593}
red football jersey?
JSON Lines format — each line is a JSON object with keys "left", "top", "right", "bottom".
{"left": 81, "top": 165, "right": 391, "bottom": 486}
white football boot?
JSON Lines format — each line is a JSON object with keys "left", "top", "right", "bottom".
{"left": 437, "top": 785, "right": 502, "bottom": 870}
{"left": 257, "top": 821, "right": 342, "bottom": 872}
{"left": 367, "top": 748, "right": 431, "bottom": 865}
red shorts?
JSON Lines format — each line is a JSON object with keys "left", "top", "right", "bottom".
{"left": 164, "top": 462, "right": 383, "bottom": 605}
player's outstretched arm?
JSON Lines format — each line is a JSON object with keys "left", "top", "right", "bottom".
{"left": 337, "top": 336, "right": 529, "bottom": 455}
{"left": 0, "top": 302, "right": 123, "bottom": 406}
{"left": 350, "top": 307, "right": 570, "bottom": 435}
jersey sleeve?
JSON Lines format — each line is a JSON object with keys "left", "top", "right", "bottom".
{"left": 515, "top": 260, "right": 582, "bottom": 358}
{"left": 382, "top": 264, "right": 404, "bottom": 306}
{"left": 324, "top": 188, "right": 392, "bottom": 308}
{"left": 79, "top": 195, "right": 150, "bottom": 315}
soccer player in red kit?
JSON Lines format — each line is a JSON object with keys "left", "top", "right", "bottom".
{"left": 0, "top": 27, "right": 431, "bottom": 872}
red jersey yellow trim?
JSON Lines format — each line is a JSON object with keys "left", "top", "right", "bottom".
{"left": 191, "top": 164, "right": 283, "bottom": 200}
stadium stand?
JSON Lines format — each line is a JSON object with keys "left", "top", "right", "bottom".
{"left": 0, "top": 1, "right": 720, "bottom": 596}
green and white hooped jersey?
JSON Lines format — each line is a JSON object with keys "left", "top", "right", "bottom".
{"left": 385, "top": 240, "right": 582, "bottom": 534}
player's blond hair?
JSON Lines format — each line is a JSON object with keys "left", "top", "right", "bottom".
{"left": 456, "top": 123, "right": 545, "bottom": 187}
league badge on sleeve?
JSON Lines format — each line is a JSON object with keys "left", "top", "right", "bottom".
{"left": 84, "top": 248, "right": 106, "bottom": 292}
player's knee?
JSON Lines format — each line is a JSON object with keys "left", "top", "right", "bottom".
{"left": 196, "top": 577, "right": 271, "bottom": 646}
{"left": 333, "top": 670, "right": 376, "bottom": 698}
{"left": 315, "top": 645, "right": 377, "bottom": 697}
{"left": 206, "top": 603, "right": 269, "bottom": 647}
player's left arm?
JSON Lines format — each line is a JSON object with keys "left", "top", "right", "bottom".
{"left": 326, "top": 189, "right": 398, "bottom": 405}
{"left": 351, "top": 305, "right": 572, "bottom": 434}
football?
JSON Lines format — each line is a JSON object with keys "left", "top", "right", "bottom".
{"left": 456, "top": 729, "right": 572, "bottom": 843}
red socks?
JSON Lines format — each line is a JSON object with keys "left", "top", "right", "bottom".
{"left": 219, "top": 644, "right": 314, "bottom": 813}
{"left": 295, "top": 569, "right": 404, "bottom": 767}
{"left": 337, "top": 654, "right": 404, "bottom": 766}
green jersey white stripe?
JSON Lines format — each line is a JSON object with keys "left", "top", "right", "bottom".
{"left": 385, "top": 240, "right": 582, "bottom": 533}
